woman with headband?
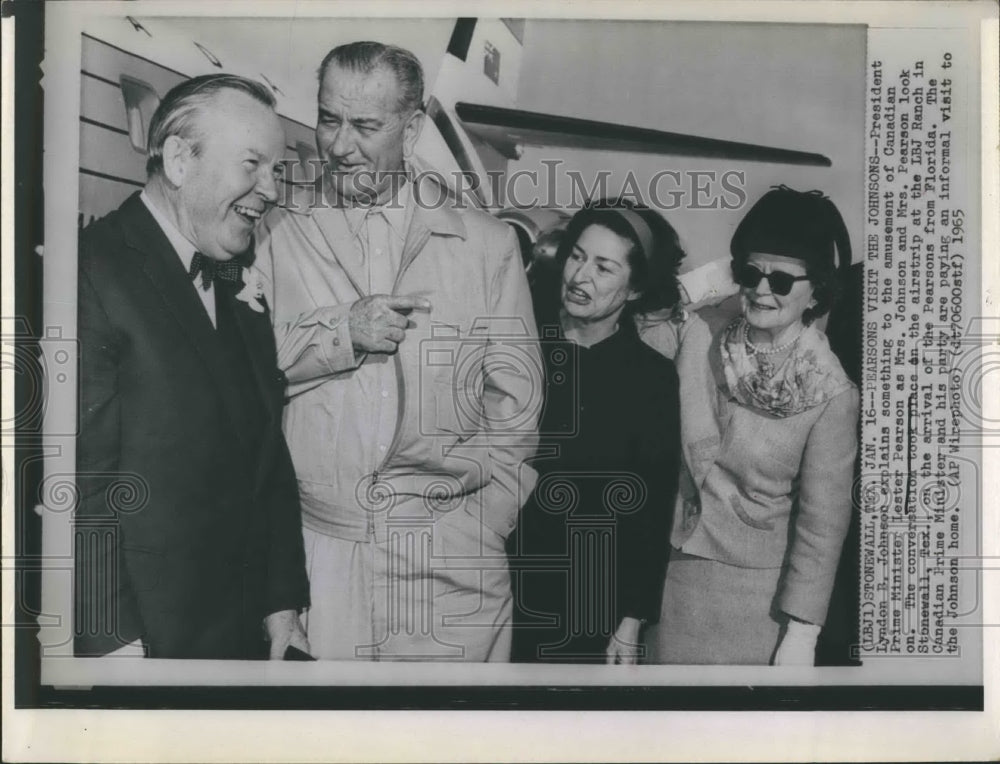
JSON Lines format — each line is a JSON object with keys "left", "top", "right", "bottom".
{"left": 644, "top": 186, "right": 859, "bottom": 665}
{"left": 507, "top": 199, "right": 684, "bottom": 664}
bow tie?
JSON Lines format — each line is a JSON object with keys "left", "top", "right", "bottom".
{"left": 189, "top": 252, "right": 242, "bottom": 291}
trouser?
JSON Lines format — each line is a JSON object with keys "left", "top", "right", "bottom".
{"left": 301, "top": 504, "right": 513, "bottom": 661}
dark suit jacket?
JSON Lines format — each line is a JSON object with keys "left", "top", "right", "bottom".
{"left": 74, "top": 192, "right": 309, "bottom": 659}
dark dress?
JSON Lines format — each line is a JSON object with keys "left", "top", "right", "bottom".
{"left": 508, "top": 304, "right": 680, "bottom": 663}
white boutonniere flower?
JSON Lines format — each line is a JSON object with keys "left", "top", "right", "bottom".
{"left": 236, "top": 266, "right": 266, "bottom": 313}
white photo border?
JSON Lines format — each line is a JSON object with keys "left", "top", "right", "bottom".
{"left": 3, "top": 1, "right": 998, "bottom": 761}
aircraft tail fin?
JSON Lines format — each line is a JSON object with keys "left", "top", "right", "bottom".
{"left": 416, "top": 19, "right": 526, "bottom": 207}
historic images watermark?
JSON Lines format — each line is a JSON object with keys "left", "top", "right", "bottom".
{"left": 276, "top": 160, "right": 748, "bottom": 212}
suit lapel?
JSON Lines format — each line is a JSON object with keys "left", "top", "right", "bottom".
{"left": 221, "top": 284, "right": 283, "bottom": 495}
{"left": 118, "top": 194, "right": 253, "bottom": 452}
{"left": 225, "top": 285, "right": 279, "bottom": 426}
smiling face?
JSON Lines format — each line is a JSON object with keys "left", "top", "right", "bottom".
{"left": 740, "top": 253, "right": 816, "bottom": 344}
{"left": 169, "top": 90, "right": 285, "bottom": 261}
{"left": 560, "top": 224, "right": 638, "bottom": 330}
{"left": 316, "top": 63, "right": 423, "bottom": 204}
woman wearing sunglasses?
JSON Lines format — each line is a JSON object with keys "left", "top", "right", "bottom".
{"left": 644, "top": 186, "right": 859, "bottom": 665}
{"left": 508, "top": 198, "right": 683, "bottom": 664}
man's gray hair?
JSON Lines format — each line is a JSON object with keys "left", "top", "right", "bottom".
{"left": 317, "top": 41, "right": 424, "bottom": 115}
{"left": 145, "top": 73, "right": 277, "bottom": 177}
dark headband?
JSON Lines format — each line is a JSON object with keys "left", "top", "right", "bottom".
{"left": 615, "top": 208, "right": 655, "bottom": 264}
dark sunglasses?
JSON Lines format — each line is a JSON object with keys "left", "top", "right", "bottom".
{"left": 735, "top": 264, "right": 810, "bottom": 296}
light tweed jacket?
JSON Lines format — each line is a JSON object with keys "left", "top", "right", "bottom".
{"left": 639, "top": 310, "right": 859, "bottom": 626}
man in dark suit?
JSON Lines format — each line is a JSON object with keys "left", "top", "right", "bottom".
{"left": 74, "top": 74, "right": 310, "bottom": 659}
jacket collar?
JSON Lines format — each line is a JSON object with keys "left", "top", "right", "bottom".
{"left": 138, "top": 190, "right": 201, "bottom": 273}
{"left": 278, "top": 161, "right": 470, "bottom": 296}
{"left": 408, "top": 166, "right": 467, "bottom": 240}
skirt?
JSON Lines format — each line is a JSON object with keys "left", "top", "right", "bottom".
{"left": 644, "top": 549, "right": 784, "bottom": 665}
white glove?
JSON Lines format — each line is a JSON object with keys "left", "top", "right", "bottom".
{"left": 772, "top": 619, "right": 821, "bottom": 666}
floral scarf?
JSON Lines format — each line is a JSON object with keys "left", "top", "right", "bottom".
{"left": 720, "top": 317, "right": 853, "bottom": 417}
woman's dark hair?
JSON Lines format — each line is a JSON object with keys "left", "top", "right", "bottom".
{"left": 730, "top": 185, "right": 852, "bottom": 325}
{"left": 553, "top": 197, "right": 686, "bottom": 316}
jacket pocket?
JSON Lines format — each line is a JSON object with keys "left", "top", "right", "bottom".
{"left": 729, "top": 494, "right": 775, "bottom": 530}
{"left": 414, "top": 318, "right": 483, "bottom": 436}
{"left": 436, "top": 496, "right": 506, "bottom": 556}
{"left": 433, "top": 386, "right": 483, "bottom": 439}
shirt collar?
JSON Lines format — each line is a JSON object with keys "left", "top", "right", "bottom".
{"left": 289, "top": 157, "right": 466, "bottom": 241}
{"left": 140, "top": 189, "right": 199, "bottom": 272}
{"left": 341, "top": 178, "right": 411, "bottom": 242}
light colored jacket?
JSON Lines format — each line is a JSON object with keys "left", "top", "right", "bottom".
{"left": 640, "top": 310, "right": 859, "bottom": 626}
{"left": 254, "top": 173, "right": 541, "bottom": 543}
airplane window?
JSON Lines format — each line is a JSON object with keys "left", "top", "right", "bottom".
{"left": 119, "top": 75, "right": 160, "bottom": 153}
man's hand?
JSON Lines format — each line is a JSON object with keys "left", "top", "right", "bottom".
{"left": 605, "top": 616, "right": 644, "bottom": 665}
{"left": 772, "top": 619, "right": 821, "bottom": 666}
{"left": 264, "top": 609, "right": 310, "bottom": 660}
{"left": 348, "top": 293, "right": 432, "bottom": 354}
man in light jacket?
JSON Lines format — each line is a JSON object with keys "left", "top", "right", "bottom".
{"left": 255, "top": 41, "right": 541, "bottom": 660}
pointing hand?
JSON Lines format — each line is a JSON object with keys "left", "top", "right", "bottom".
{"left": 348, "top": 293, "right": 432, "bottom": 354}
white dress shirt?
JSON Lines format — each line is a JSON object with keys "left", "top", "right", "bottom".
{"left": 140, "top": 190, "right": 217, "bottom": 328}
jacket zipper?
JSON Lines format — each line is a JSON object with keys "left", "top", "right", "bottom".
{"left": 368, "top": 470, "right": 378, "bottom": 537}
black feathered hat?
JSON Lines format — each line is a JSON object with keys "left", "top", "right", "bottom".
{"left": 730, "top": 185, "right": 852, "bottom": 276}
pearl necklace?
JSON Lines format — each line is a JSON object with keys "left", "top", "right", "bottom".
{"left": 742, "top": 320, "right": 802, "bottom": 356}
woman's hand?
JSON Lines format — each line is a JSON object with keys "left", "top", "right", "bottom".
{"left": 772, "top": 619, "right": 821, "bottom": 666}
{"left": 605, "top": 616, "right": 644, "bottom": 665}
